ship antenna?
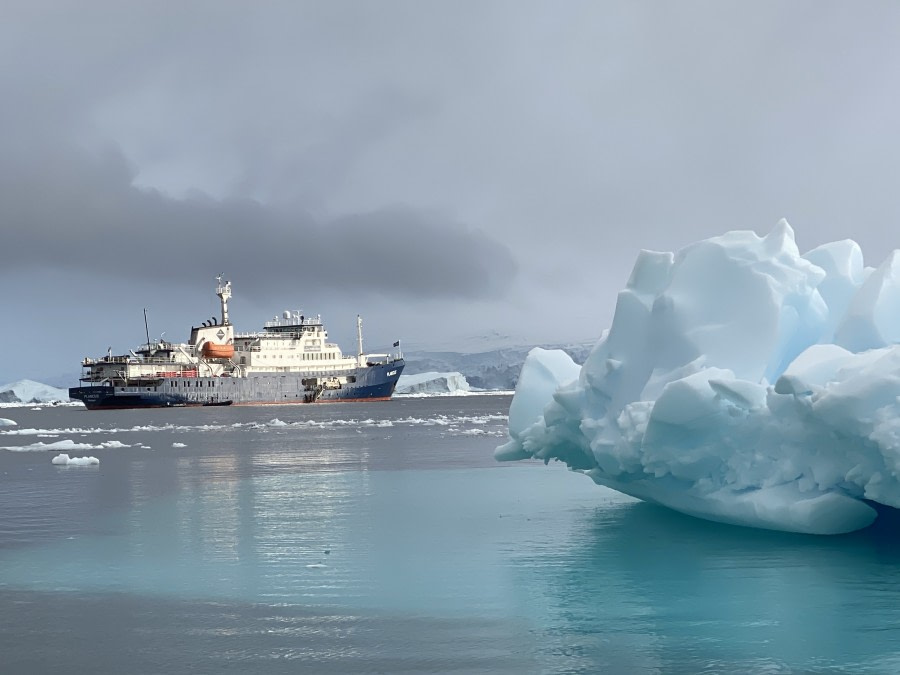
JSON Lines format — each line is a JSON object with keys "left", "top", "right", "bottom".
{"left": 357, "top": 315, "right": 364, "bottom": 363}
{"left": 143, "top": 308, "right": 151, "bottom": 350}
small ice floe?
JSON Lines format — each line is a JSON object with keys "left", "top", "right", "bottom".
{"left": 268, "top": 418, "right": 288, "bottom": 427}
{"left": 0, "top": 418, "right": 16, "bottom": 427}
{"left": 172, "top": 442, "right": 187, "bottom": 448}
{"left": 306, "top": 563, "right": 328, "bottom": 569}
{"left": 51, "top": 453, "right": 99, "bottom": 466}
{"left": 2, "top": 440, "right": 96, "bottom": 452}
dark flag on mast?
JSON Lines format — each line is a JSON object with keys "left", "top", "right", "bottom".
{"left": 393, "top": 341, "right": 400, "bottom": 347}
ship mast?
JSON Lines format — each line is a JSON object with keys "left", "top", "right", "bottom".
{"left": 357, "top": 315, "right": 364, "bottom": 366}
{"left": 216, "top": 275, "right": 232, "bottom": 325}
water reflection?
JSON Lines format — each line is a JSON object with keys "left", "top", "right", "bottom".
{"left": 5, "top": 399, "right": 900, "bottom": 673}
{"left": 513, "top": 499, "right": 900, "bottom": 673}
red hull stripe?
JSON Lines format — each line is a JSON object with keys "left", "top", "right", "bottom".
{"left": 230, "top": 397, "right": 392, "bottom": 406}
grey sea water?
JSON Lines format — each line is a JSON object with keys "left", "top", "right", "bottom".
{"left": 2, "top": 396, "right": 900, "bottom": 674}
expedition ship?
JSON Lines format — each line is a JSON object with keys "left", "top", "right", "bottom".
{"left": 69, "top": 277, "right": 404, "bottom": 410}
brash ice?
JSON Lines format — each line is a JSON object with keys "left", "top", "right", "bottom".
{"left": 497, "top": 221, "right": 900, "bottom": 534}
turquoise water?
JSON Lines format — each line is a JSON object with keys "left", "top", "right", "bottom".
{"left": 3, "top": 398, "right": 900, "bottom": 673}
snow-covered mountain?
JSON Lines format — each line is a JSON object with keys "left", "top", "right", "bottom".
{"left": 0, "top": 380, "right": 70, "bottom": 405}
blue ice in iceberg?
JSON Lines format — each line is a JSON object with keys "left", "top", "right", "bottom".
{"left": 497, "top": 221, "right": 900, "bottom": 534}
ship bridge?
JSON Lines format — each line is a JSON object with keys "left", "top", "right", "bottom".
{"left": 261, "top": 311, "right": 324, "bottom": 338}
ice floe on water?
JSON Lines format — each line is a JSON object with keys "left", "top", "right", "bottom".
{"left": 0, "top": 414, "right": 508, "bottom": 439}
{"left": 0, "top": 411, "right": 509, "bottom": 454}
{"left": 51, "top": 453, "right": 99, "bottom": 466}
{"left": 497, "top": 222, "right": 900, "bottom": 535}
{"left": 1, "top": 439, "right": 131, "bottom": 452}
{"left": 3, "top": 440, "right": 99, "bottom": 452}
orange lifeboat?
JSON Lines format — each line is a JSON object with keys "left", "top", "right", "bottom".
{"left": 201, "top": 342, "right": 235, "bottom": 359}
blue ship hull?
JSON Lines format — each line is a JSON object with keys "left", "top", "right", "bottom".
{"left": 70, "top": 360, "right": 404, "bottom": 410}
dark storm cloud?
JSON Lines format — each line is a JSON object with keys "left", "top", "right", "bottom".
{"left": 0, "top": 2, "right": 516, "bottom": 300}
{"left": 0, "top": 140, "right": 516, "bottom": 299}
{"left": 4, "top": 0, "right": 900, "bottom": 371}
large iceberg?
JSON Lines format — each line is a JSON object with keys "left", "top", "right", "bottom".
{"left": 497, "top": 221, "right": 900, "bottom": 535}
{"left": 396, "top": 371, "right": 471, "bottom": 395}
{"left": 0, "top": 380, "right": 70, "bottom": 405}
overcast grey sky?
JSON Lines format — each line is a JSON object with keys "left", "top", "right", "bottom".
{"left": 2, "top": 1, "right": 900, "bottom": 384}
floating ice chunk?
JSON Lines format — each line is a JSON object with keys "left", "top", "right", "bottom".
{"left": 2, "top": 439, "right": 97, "bottom": 452}
{"left": 52, "top": 453, "right": 99, "bottom": 466}
{"left": 499, "top": 222, "right": 900, "bottom": 535}
{"left": 0, "top": 418, "right": 16, "bottom": 426}
{"left": 396, "top": 371, "right": 471, "bottom": 395}
{"left": 0, "top": 379, "right": 69, "bottom": 404}
{"left": 172, "top": 442, "right": 187, "bottom": 448}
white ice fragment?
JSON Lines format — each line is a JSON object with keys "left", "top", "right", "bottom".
{"left": 396, "top": 371, "right": 471, "bottom": 395}
{"left": 708, "top": 378, "right": 767, "bottom": 410}
{"left": 52, "top": 453, "right": 99, "bottom": 466}
{"left": 172, "top": 442, "right": 187, "bottom": 448}
{"left": 2, "top": 440, "right": 97, "bottom": 452}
